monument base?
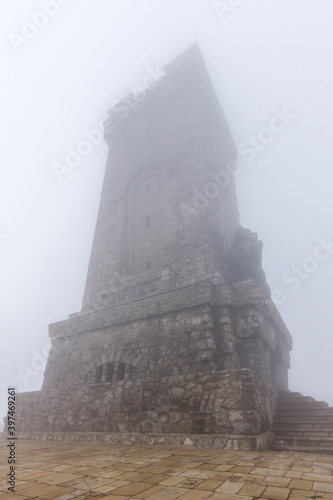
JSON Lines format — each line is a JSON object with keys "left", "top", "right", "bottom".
{"left": 16, "top": 369, "right": 276, "bottom": 438}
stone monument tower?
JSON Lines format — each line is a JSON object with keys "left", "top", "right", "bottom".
{"left": 17, "top": 46, "right": 292, "bottom": 449}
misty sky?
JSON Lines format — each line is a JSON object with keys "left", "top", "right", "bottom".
{"left": 1, "top": 0, "right": 333, "bottom": 427}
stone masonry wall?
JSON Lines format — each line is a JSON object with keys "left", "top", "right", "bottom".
{"left": 17, "top": 369, "right": 276, "bottom": 437}
{"left": 43, "top": 281, "right": 291, "bottom": 392}
{"left": 42, "top": 304, "right": 217, "bottom": 392}
{"left": 15, "top": 281, "right": 290, "bottom": 440}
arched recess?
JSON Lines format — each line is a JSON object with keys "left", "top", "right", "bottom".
{"left": 123, "top": 168, "right": 164, "bottom": 274}
{"left": 83, "top": 343, "right": 148, "bottom": 384}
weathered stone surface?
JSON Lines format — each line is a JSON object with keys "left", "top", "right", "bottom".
{"left": 16, "top": 369, "right": 277, "bottom": 437}
{"left": 10, "top": 430, "right": 274, "bottom": 450}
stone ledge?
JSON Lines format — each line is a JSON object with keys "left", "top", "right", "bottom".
{"left": 10, "top": 431, "right": 274, "bottom": 450}
{"left": 49, "top": 280, "right": 291, "bottom": 346}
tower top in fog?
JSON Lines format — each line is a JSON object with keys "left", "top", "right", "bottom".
{"left": 82, "top": 43, "right": 240, "bottom": 311}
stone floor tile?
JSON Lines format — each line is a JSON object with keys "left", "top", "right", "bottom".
{"left": 140, "top": 466, "right": 172, "bottom": 474}
{"left": 13, "top": 481, "right": 50, "bottom": 494}
{"left": 50, "top": 494, "right": 83, "bottom": 500}
{"left": 128, "top": 473, "right": 155, "bottom": 483}
{"left": 261, "top": 476, "right": 291, "bottom": 487}
{"left": 313, "top": 462, "right": 333, "bottom": 470}
{"left": 38, "top": 488, "right": 76, "bottom": 500}
{"left": 177, "top": 478, "right": 204, "bottom": 489}
{"left": 215, "top": 480, "right": 243, "bottom": 494}
{"left": 251, "top": 467, "right": 286, "bottom": 477}
{"left": 208, "top": 494, "right": 253, "bottom": 500}
{"left": 20, "top": 485, "right": 60, "bottom": 497}
{"left": 195, "top": 464, "right": 221, "bottom": 471}
{"left": 44, "top": 473, "right": 84, "bottom": 485}
{"left": 238, "top": 483, "right": 266, "bottom": 496}
{"left": 79, "top": 478, "right": 117, "bottom": 490}
{"left": 229, "top": 466, "right": 254, "bottom": 473}
{"left": 13, "top": 480, "right": 40, "bottom": 492}
{"left": 99, "top": 471, "right": 125, "bottom": 479}
{"left": 141, "top": 486, "right": 190, "bottom": 499}
{"left": 290, "top": 466, "right": 312, "bottom": 473}
{"left": 177, "top": 490, "right": 214, "bottom": 499}
{"left": 207, "top": 458, "right": 234, "bottom": 464}
{"left": 179, "top": 469, "right": 201, "bottom": 477}
{"left": 92, "top": 483, "right": 121, "bottom": 493}
{"left": 213, "top": 464, "right": 234, "bottom": 472}
{"left": 314, "top": 482, "right": 333, "bottom": 493}
{"left": 19, "top": 470, "right": 54, "bottom": 480}
{"left": 240, "top": 453, "right": 259, "bottom": 459}
{"left": 277, "top": 458, "right": 295, "bottom": 466}
{"left": 258, "top": 461, "right": 277, "bottom": 467}
{"left": 158, "top": 476, "right": 185, "bottom": 486}
{"left": 113, "top": 471, "right": 143, "bottom": 480}
{"left": 313, "top": 468, "right": 332, "bottom": 475}
{"left": 48, "top": 465, "right": 75, "bottom": 472}
{"left": 30, "top": 486, "right": 68, "bottom": 499}
{"left": 79, "top": 495, "right": 109, "bottom": 500}
{"left": 236, "top": 473, "right": 265, "bottom": 484}
{"left": 289, "top": 478, "right": 314, "bottom": 490}
{"left": 269, "top": 463, "right": 290, "bottom": 470}
{"left": 133, "top": 485, "right": 166, "bottom": 498}
{"left": 284, "top": 470, "right": 303, "bottom": 479}
{"left": 175, "top": 461, "right": 204, "bottom": 469}
{"left": 288, "top": 489, "right": 321, "bottom": 497}
{"left": 211, "top": 472, "right": 233, "bottom": 481}
{"left": 108, "top": 481, "right": 156, "bottom": 496}
{"left": 195, "top": 471, "right": 220, "bottom": 479}
{"left": 164, "top": 468, "right": 189, "bottom": 476}
{"left": 92, "top": 479, "right": 129, "bottom": 489}
{"left": 195, "top": 479, "right": 223, "bottom": 491}
{"left": 303, "top": 473, "right": 333, "bottom": 483}
{"left": 60, "top": 478, "right": 95, "bottom": 489}
{"left": 262, "top": 486, "right": 290, "bottom": 499}
{"left": 0, "top": 495, "right": 31, "bottom": 500}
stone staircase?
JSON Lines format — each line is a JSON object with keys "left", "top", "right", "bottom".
{"left": 273, "top": 390, "right": 333, "bottom": 453}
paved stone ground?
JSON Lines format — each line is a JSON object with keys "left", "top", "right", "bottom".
{"left": 1, "top": 440, "right": 333, "bottom": 499}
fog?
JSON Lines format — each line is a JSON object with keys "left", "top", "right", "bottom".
{"left": 1, "top": 0, "right": 333, "bottom": 428}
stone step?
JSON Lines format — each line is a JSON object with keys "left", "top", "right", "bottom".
{"left": 276, "top": 410, "right": 330, "bottom": 417}
{"left": 278, "top": 395, "right": 318, "bottom": 403}
{"left": 276, "top": 436, "right": 333, "bottom": 450}
{"left": 275, "top": 418, "right": 333, "bottom": 427}
{"left": 275, "top": 409, "right": 333, "bottom": 418}
{"left": 278, "top": 391, "right": 315, "bottom": 401}
{"left": 275, "top": 443, "right": 333, "bottom": 454}
{"left": 278, "top": 390, "right": 303, "bottom": 396}
{"left": 273, "top": 390, "right": 333, "bottom": 453}
{"left": 273, "top": 428, "right": 333, "bottom": 438}
{"left": 277, "top": 393, "right": 328, "bottom": 405}
{"left": 277, "top": 402, "right": 329, "bottom": 410}
{"left": 277, "top": 392, "right": 325, "bottom": 399}
{"left": 274, "top": 421, "right": 333, "bottom": 430}
{"left": 277, "top": 400, "right": 333, "bottom": 406}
